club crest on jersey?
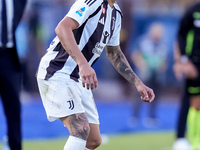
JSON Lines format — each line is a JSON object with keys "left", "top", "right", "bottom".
{"left": 92, "top": 42, "right": 104, "bottom": 56}
{"left": 76, "top": 7, "right": 86, "bottom": 17}
{"left": 102, "top": 7, "right": 106, "bottom": 14}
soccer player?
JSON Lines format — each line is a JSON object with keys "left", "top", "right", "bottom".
{"left": 36, "top": 0, "right": 155, "bottom": 149}
{"left": 173, "top": 2, "right": 200, "bottom": 150}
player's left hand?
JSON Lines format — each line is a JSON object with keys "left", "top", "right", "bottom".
{"left": 135, "top": 80, "right": 155, "bottom": 103}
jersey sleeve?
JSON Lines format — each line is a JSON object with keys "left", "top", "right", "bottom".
{"left": 67, "top": 0, "right": 102, "bottom": 28}
{"left": 107, "top": 16, "right": 121, "bottom": 46}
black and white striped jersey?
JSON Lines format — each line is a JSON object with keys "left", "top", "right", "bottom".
{"left": 37, "top": 0, "right": 122, "bottom": 80}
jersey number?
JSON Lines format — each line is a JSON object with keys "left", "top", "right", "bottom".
{"left": 84, "top": 0, "right": 97, "bottom": 6}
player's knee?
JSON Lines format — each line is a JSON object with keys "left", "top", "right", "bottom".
{"left": 86, "top": 136, "right": 102, "bottom": 149}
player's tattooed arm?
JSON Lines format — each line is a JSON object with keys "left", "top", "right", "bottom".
{"left": 106, "top": 45, "right": 155, "bottom": 102}
{"left": 106, "top": 45, "right": 139, "bottom": 85}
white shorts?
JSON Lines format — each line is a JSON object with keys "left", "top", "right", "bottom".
{"left": 37, "top": 73, "right": 99, "bottom": 124}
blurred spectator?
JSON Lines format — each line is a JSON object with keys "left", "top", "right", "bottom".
{"left": 130, "top": 22, "right": 168, "bottom": 127}
{"left": 172, "top": 1, "right": 200, "bottom": 150}
{"left": 0, "top": 0, "right": 26, "bottom": 150}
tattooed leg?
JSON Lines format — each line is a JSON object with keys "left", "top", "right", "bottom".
{"left": 60, "top": 113, "right": 90, "bottom": 140}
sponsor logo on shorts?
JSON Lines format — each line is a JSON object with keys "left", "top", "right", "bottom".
{"left": 67, "top": 100, "right": 74, "bottom": 110}
{"left": 76, "top": 7, "right": 85, "bottom": 17}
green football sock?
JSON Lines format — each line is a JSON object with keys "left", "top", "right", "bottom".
{"left": 198, "top": 110, "right": 200, "bottom": 149}
{"left": 187, "top": 107, "right": 200, "bottom": 150}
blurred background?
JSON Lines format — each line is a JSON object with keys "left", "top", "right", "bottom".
{"left": 0, "top": 0, "right": 199, "bottom": 149}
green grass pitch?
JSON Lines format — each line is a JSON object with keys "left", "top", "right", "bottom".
{"left": 22, "top": 131, "right": 175, "bottom": 150}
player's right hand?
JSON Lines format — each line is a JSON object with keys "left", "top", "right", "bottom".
{"left": 79, "top": 63, "right": 98, "bottom": 90}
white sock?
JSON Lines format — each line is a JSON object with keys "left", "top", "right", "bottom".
{"left": 64, "top": 136, "right": 86, "bottom": 150}
{"left": 85, "top": 148, "right": 93, "bottom": 150}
